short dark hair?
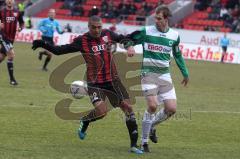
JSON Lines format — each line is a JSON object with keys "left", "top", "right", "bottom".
{"left": 88, "top": 15, "right": 102, "bottom": 23}
{"left": 155, "top": 5, "right": 172, "bottom": 19}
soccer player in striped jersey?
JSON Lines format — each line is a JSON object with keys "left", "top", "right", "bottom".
{"left": 126, "top": 5, "right": 189, "bottom": 152}
{"left": 0, "top": 0, "right": 24, "bottom": 85}
{"left": 32, "top": 16, "right": 143, "bottom": 154}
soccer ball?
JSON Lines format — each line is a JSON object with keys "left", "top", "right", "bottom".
{"left": 70, "top": 81, "right": 88, "bottom": 99}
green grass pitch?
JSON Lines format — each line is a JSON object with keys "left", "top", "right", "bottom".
{"left": 0, "top": 42, "right": 240, "bottom": 159}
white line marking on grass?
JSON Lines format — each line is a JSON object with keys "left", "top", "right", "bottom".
{"left": 191, "top": 110, "right": 240, "bottom": 114}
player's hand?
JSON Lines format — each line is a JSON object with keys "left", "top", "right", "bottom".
{"left": 17, "top": 27, "right": 23, "bottom": 32}
{"left": 181, "top": 77, "right": 189, "bottom": 87}
{"left": 127, "top": 46, "right": 135, "bottom": 57}
{"left": 32, "top": 40, "right": 45, "bottom": 50}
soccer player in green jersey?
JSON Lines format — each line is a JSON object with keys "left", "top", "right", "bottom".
{"left": 126, "top": 5, "right": 189, "bottom": 152}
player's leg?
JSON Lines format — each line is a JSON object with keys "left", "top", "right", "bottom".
{"left": 6, "top": 47, "right": 18, "bottom": 85}
{"left": 0, "top": 51, "right": 6, "bottom": 63}
{"left": 42, "top": 51, "right": 52, "bottom": 71}
{"left": 110, "top": 79, "right": 143, "bottom": 154}
{"left": 141, "top": 95, "right": 157, "bottom": 152}
{"left": 221, "top": 46, "right": 226, "bottom": 63}
{"left": 0, "top": 52, "right": 6, "bottom": 77}
{"left": 41, "top": 36, "right": 54, "bottom": 71}
{"left": 150, "top": 74, "right": 177, "bottom": 143}
{"left": 152, "top": 99, "right": 176, "bottom": 127}
{"left": 118, "top": 100, "right": 143, "bottom": 154}
{"left": 78, "top": 85, "right": 108, "bottom": 140}
{"left": 38, "top": 50, "right": 47, "bottom": 60}
{"left": 140, "top": 73, "right": 159, "bottom": 152}
{"left": 78, "top": 100, "right": 108, "bottom": 139}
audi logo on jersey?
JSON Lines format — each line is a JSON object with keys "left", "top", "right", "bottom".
{"left": 6, "top": 17, "right": 15, "bottom": 23}
{"left": 92, "top": 44, "right": 106, "bottom": 53}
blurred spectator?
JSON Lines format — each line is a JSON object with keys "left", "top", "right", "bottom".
{"left": 101, "top": 0, "right": 108, "bottom": 13}
{"left": 225, "top": 0, "right": 239, "bottom": 9}
{"left": 220, "top": 5, "right": 229, "bottom": 20}
{"left": 71, "top": 4, "right": 84, "bottom": 16}
{"left": 64, "top": 23, "right": 72, "bottom": 32}
{"left": 25, "top": 16, "right": 32, "bottom": 29}
{"left": 64, "top": 0, "right": 75, "bottom": 9}
{"left": 89, "top": 6, "right": 99, "bottom": 16}
{"left": 118, "top": 0, "right": 126, "bottom": 10}
{"left": 231, "top": 4, "right": 240, "bottom": 18}
{"left": 129, "top": 2, "right": 137, "bottom": 15}
{"left": 121, "top": 5, "right": 129, "bottom": 15}
{"left": 137, "top": 7, "right": 146, "bottom": 17}
{"left": 194, "top": 0, "right": 209, "bottom": 11}
{"left": 231, "top": 16, "right": 239, "bottom": 31}
{"left": 234, "top": 22, "right": 240, "bottom": 32}
{"left": 221, "top": 0, "right": 228, "bottom": 6}
{"left": 224, "top": 15, "right": 233, "bottom": 28}
{"left": 111, "top": 6, "right": 120, "bottom": 19}
{"left": 18, "top": 2, "right": 25, "bottom": 16}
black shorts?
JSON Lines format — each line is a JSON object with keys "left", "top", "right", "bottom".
{"left": 87, "top": 79, "right": 129, "bottom": 107}
{"left": 0, "top": 38, "right": 13, "bottom": 55}
{"left": 222, "top": 46, "right": 227, "bottom": 52}
{"left": 42, "top": 36, "right": 54, "bottom": 45}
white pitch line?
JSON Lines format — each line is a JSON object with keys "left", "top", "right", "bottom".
{"left": 191, "top": 110, "right": 240, "bottom": 114}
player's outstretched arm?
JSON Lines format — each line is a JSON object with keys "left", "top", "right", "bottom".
{"left": 32, "top": 36, "right": 82, "bottom": 55}
{"left": 172, "top": 45, "right": 189, "bottom": 86}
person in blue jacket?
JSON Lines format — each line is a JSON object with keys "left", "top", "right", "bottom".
{"left": 38, "top": 9, "right": 64, "bottom": 71}
{"left": 220, "top": 33, "right": 230, "bottom": 63}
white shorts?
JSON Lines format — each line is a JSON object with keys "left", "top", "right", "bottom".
{"left": 141, "top": 72, "right": 176, "bottom": 104}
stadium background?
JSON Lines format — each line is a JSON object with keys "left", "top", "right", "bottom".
{"left": 0, "top": 0, "right": 240, "bottom": 159}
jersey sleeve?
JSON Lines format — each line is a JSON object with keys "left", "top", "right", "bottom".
{"left": 172, "top": 35, "right": 189, "bottom": 78}
{"left": 38, "top": 19, "right": 47, "bottom": 33}
{"left": 123, "top": 27, "right": 146, "bottom": 48}
{"left": 55, "top": 21, "right": 63, "bottom": 34}
{"left": 109, "top": 30, "right": 125, "bottom": 43}
{"left": 42, "top": 36, "right": 83, "bottom": 55}
{"left": 128, "top": 28, "right": 146, "bottom": 45}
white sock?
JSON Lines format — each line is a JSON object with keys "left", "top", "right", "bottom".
{"left": 141, "top": 110, "right": 155, "bottom": 145}
{"left": 152, "top": 108, "right": 168, "bottom": 128}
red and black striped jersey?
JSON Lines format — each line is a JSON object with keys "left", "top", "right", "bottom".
{"left": 0, "top": 7, "right": 24, "bottom": 42}
{"left": 43, "top": 29, "right": 127, "bottom": 84}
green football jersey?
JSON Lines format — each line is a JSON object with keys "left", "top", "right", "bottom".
{"left": 130, "top": 25, "right": 189, "bottom": 77}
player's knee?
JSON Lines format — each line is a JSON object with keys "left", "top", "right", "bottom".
{"left": 147, "top": 102, "right": 157, "bottom": 113}
{"left": 165, "top": 105, "right": 176, "bottom": 116}
{"left": 7, "top": 53, "right": 15, "bottom": 60}
{"left": 148, "top": 106, "right": 157, "bottom": 113}
{"left": 95, "top": 102, "right": 108, "bottom": 116}
{"left": 96, "top": 108, "right": 108, "bottom": 117}
{"left": 120, "top": 100, "right": 133, "bottom": 113}
{"left": 47, "top": 53, "right": 52, "bottom": 58}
